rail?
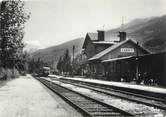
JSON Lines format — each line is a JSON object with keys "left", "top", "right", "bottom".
{"left": 57, "top": 78, "right": 166, "bottom": 110}
{"left": 36, "top": 77, "right": 135, "bottom": 117}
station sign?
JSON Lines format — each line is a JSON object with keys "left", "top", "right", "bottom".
{"left": 120, "top": 48, "right": 134, "bottom": 53}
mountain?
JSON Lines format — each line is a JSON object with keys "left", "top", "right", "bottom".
{"left": 32, "top": 14, "right": 166, "bottom": 67}
{"left": 106, "top": 15, "right": 166, "bottom": 52}
{"left": 24, "top": 44, "right": 39, "bottom": 53}
{"left": 32, "top": 37, "right": 84, "bottom": 67}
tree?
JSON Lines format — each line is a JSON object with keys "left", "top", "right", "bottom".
{"left": 72, "top": 52, "right": 88, "bottom": 76}
{"left": 0, "top": 0, "right": 30, "bottom": 68}
{"left": 57, "top": 56, "right": 63, "bottom": 74}
{"left": 16, "top": 50, "right": 30, "bottom": 73}
{"left": 27, "top": 57, "right": 49, "bottom": 74}
{"left": 62, "top": 49, "right": 72, "bottom": 75}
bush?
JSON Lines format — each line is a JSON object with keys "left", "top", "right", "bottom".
{"left": 0, "top": 67, "right": 20, "bottom": 80}
{"left": 0, "top": 68, "right": 7, "bottom": 80}
{"left": 12, "top": 68, "right": 20, "bottom": 78}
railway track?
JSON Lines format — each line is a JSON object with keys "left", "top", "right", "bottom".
{"left": 36, "top": 78, "right": 135, "bottom": 117}
{"left": 56, "top": 78, "right": 166, "bottom": 110}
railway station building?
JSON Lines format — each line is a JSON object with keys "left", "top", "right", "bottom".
{"left": 82, "top": 30, "right": 150, "bottom": 81}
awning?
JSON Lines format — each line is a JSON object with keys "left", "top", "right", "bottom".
{"left": 102, "top": 56, "right": 133, "bottom": 63}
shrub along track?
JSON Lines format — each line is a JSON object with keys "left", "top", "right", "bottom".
{"left": 36, "top": 77, "right": 135, "bottom": 117}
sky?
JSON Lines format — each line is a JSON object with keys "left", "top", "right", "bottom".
{"left": 24, "top": 0, "right": 166, "bottom": 49}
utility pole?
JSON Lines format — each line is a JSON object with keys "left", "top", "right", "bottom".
{"left": 136, "top": 42, "right": 139, "bottom": 82}
{"left": 73, "top": 45, "right": 75, "bottom": 63}
{"left": 103, "top": 24, "right": 105, "bottom": 30}
{"left": 72, "top": 45, "right": 75, "bottom": 76}
{"left": 121, "top": 16, "right": 124, "bottom": 31}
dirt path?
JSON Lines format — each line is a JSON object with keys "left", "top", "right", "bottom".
{"left": 0, "top": 75, "right": 83, "bottom": 117}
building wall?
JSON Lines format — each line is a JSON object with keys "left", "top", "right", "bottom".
{"left": 84, "top": 37, "right": 96, "bottom": 59}
{"left": 104, "top": 59, "right": 136, "bottom": 81}
{"left": 101, "top": 41, "right": 147, "bottom": 61}
{"left": 91, "top": 41, "right": 148, "bottom": 79}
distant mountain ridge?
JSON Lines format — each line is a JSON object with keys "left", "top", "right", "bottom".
{"left": 32, "top": 14, "right": 166, "bottom": 66}
{"left": 32, "top": 37, "right": 84, "bottom": 66}
{"left": 106, "top": 15, "right": 166, "bottom": 52}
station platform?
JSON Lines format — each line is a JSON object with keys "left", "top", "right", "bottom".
{"left": 49, "top": 74, "right": 166, "bottom": 99}
{"left": 0, "top": 74, "right": 83, "bottom": 117}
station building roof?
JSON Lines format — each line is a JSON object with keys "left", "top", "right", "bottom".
{"left": 87, "top": 33, "right": 98, "bottom": 41}
{"left": 93, "top": 41, "right": 116, "bottom": 45}
{"left": 88, "top": 39, "right": 150, "bottom": 61}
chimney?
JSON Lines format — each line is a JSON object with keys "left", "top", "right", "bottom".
{"left": 118, "top": 31, "right": 126, "bottom": 42}
{"left": 97, "top": 30, "right": 105, "bottom": 41}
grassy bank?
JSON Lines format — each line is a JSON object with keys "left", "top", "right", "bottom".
{"left": 0, "top": 68, "right": 20, "bottom": 80}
